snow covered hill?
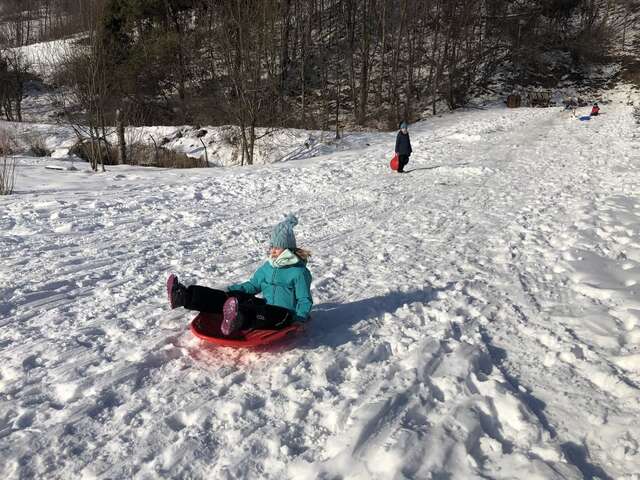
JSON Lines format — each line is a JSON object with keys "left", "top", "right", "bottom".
{"left": 1, "top": 99, "right": 640, "bottom": 479}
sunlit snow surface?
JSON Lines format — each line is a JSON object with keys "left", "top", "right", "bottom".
{"left": 2, "top": 99, "right": 640, "bottom": 479}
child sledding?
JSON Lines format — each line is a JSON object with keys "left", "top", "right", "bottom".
{"left": 167, "top": 214, "right": 313, "bottom": 347}
{"left": 577, "top": 103, "right": 601, "bottom": 121}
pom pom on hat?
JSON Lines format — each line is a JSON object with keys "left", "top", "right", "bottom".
{"left": 270, "top": 214, "right": 299, "bottom": 249}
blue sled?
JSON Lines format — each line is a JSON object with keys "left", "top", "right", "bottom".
{"left": 579, "top": 115, "right": 591, "bottom": 121}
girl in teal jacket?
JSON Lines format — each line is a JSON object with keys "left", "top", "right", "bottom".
{"left": 167, "top": 214, "right": 313, "bottom": 336}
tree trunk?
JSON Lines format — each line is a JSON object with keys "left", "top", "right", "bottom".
{"left": 280, "top": 0, "right": 291, "bottom": 102}
{"left": 357, "top": 0, "right": 370, "bottom": 126}
{"left": 335, "top": 76, "right": 341, "bottom": 140}
{"left": 376, "top": 0, "right": 387, "bottom": 108}
{"left": 116, "top": 108, "right": 126, "bottom": 165}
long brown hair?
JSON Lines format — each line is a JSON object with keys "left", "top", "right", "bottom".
{"left": 294, "top": 248, "right": 312, "bottom": 261}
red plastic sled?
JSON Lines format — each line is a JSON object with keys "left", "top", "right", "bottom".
{"left": 390, "top": 152, "right": 399, "bottom": 171}
{"left": 190, "top": 312, "right": 304, "bottom": 348}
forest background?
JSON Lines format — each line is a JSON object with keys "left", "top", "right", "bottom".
{"left": 1, "top": 0, "right": 639, "bottom": 166}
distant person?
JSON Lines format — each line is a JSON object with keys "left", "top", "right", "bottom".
{"left": 563, "top": 97, "right": 577, "bottom": 116}
{"left": 394, "top": 121, "right": 412, "bottom": 173}
{"left": 591, "top": 103, "right": 600, "bottom": 116}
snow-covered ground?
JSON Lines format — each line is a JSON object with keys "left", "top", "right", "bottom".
{"left": 0, "top": 119, "right": 343, "bottom": 167}
{"left": 1, "top": 99, "right": 640, "bottom": 479}
{"left": 13, "top": 37, "right": 78, "bottom": 80}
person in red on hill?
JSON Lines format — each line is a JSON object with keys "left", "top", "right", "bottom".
{"left": 591, "top": 103, "right": 600, "bottom": 116}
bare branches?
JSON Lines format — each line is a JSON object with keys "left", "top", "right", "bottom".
{"left": 0, "top": 129, "right": 16, "bottom": 195}
{"left": 1, "top": 0, "right": 630, "bottom": 168}
{"left": 53, "top": 2, "right": 112, "bottom": 172}
{"left": 0, "top": 48, "right": 32, "bottom": 122}
{"left": 0, "top": 0, "right": 95, "bottom": 47}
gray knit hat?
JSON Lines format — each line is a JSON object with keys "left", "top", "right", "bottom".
{"left": 270, "top": 214, "right": 298, "bottom": 249}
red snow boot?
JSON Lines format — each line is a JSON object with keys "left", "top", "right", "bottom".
{"left": 166, "top": 274, "right": 186, "bottom": 309}
{"left": 221, "top": 296, "right": 244, "bottom": 336}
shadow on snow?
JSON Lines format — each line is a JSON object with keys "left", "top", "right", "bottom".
{"left": 304, "top": 284, "right": 455, "bottom": 349}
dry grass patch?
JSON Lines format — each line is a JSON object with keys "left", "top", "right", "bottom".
{"left": 26, "top": 134, "right": 53, "bottom": 157}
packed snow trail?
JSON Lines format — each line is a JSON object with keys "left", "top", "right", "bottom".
{"left": 1, "top": 103, "right": 639, "bottom": 479}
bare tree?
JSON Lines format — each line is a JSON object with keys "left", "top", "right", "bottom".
{"left": 55, "top": 1, "right": 113, "bottom": 172}
{"left": 210, "top": 0, "right": 280, "bottom": 165}
{"left": 1, "top": 0, "right": 36, "bottom": 46}
{"left": 0, "top": 48, "right": 32, "bottom": 122}
{"left": 0, "top": 129, "right": 16, "bottom": 195}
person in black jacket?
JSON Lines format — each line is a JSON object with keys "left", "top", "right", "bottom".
{"left": 395, "top": 121, "right": 412, "bottom": 173}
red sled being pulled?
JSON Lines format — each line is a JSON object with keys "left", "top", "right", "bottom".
{"left": 190, "top": 312, "right": 305, "bottom": 348}
{"left": 390, "top": 152, "right": 399, "bottom": 171}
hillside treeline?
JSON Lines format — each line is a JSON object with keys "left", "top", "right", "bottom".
{"left": 1, "top": 0, "right": 638, "bottom": 163}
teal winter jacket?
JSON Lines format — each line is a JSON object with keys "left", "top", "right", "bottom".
{"left": 227, "top": 251, "right": 313, "bottom": 322}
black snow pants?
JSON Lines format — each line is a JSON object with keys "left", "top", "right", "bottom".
{"left": 398, "top": 154, "right": 410, "bottom": 172}
{"left": 184, "top": 285, "right": 293, "bottom": 330}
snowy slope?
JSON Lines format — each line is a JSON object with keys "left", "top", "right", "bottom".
{"left": 1, "top": 101, "right": 640, "bottom": 479}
